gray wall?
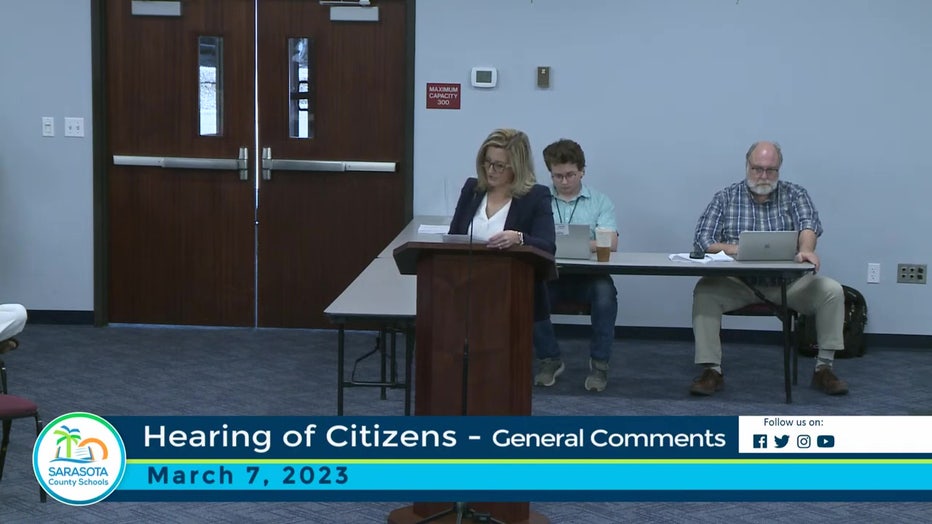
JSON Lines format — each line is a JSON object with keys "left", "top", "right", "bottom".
{"left": 0, "top": 0, "right": 93, "bottom": 311}
{"left": 414, "top": 0, "right": 932, "bottom": 335}
{"left": 2, "top": 0, "right": 929, "bottom": 336}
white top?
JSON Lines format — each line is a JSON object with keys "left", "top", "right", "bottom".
{"left": 469, "top": 194, "right": 511, "bottom": 242}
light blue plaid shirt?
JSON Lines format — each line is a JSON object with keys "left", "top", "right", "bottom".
{"left": 694, "top": 180, "right": 822, "bottom": 252}
{"left": 549, "top": 184, "right": 618, "bottom": 239}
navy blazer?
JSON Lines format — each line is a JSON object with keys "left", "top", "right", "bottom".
{"left": 448, "top": 177, "right": 556, "bottom": 321}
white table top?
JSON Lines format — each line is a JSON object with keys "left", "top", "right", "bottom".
{"left": 327, "top": 218, "right": 814, "bottom": 321}
{"left": 557, "top": 252, "right": 814, "bottom": 277}
{"left": 382, "top": 217, "right": 812, "bottom": 275}
{"left": 324, "top": 257, "right": 416, "bottom": 320}
{"left": 376, "top": 215, "right": 451, "bottom": 259}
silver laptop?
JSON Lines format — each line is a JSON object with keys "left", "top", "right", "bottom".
{"left": 555, "top": 223, "right": 592, "bottom": 259}
{"left": 736, "top": 230, "right": 798, "bottom": 261}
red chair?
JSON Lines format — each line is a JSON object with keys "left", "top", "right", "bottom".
{"left": 0, "top": 340, "right": 46, "bottom": 502}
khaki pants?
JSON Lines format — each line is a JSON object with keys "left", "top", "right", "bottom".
{"left": 0, "top": 303, "right": 27, "bottom": 340}
{"left": 692, "top": 274, "right": 844, "bottom": 366}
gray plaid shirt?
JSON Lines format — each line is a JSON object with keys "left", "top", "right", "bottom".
{"left": 694, "top": 180, "right": 822, "bottom": 289}
{"left": 694, "top": 179, "right": 822, "bottom": 252}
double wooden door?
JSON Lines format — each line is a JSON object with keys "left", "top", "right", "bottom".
{"left": 105, "top": 0, "right": 408, "bottom": 327}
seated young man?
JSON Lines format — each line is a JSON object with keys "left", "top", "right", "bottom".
{"left": 533, "top": 139, "right": 619, "bottom": 392}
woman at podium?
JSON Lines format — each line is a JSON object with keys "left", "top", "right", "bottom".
{"left": 448, "top": 128, "right": 556, "bottom": 323}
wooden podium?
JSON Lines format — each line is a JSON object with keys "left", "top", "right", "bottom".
{"left": 389, "top": 241, "right": 554, "bottom": 524}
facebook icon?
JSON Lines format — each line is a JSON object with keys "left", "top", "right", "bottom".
{"left": 753, "top": 434, "right": 768, "bottom": 448}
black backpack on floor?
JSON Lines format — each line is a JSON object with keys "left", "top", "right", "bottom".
{"left": 797, "top": 285, "right": 868, "bottom": 358}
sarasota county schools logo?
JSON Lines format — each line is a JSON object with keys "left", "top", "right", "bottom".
{"left": 33, "top": 412, "right": 126, "bottom": 506}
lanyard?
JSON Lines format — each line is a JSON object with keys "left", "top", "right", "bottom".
{"left": 555, "top": 197, "right": 580, "bottom": 224}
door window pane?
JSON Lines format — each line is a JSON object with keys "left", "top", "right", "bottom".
{"left": 198, "top": 36, "right": 223, "bottom": 136}
{"left": 289, "top": 38, "right": 314, "bottom": 139}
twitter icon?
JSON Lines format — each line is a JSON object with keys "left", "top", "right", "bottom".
{"left": 774, "top": 435, "right": 789, "bottom": 448}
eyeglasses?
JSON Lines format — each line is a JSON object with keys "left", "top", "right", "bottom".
{"left": 551, "top": 171, "right": 581, "bottom": 182}
{"left": 482, "top": 160, "right": 511, "bottom": 173}
{"left": 749, "top": 165, "right": 779, "bottom": 177}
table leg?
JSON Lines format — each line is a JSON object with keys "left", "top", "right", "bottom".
{"left": 390, "top": 327, "right": 398, "bottom": 385}
{"left": 337, "top": 324, "right": 346, "bottom": 415}
{"left": 380, "top": 327, "right": 388, "bottom": 400}
{"left": 780, "top": 278, "right": 792, "bottom": 404}
{"left": 404, "top": 323, "right": 414, "bottom": 416}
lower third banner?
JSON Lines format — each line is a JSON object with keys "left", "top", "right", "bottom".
{"left": 31, "top": 414, "right": 932, "bottom": 505}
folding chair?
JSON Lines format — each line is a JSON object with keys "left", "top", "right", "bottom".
{"left": 0, "top": 341, "right": 46, "bottom": 502}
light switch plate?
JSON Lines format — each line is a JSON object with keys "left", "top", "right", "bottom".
{"left": 537, "top": 66, "right": 550, "bottom": 88}
{"left": 42, "top": 116, "right": 55, "bottom": 137}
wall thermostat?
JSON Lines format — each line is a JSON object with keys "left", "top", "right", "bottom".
{"left": 471, "top": 67, "right": 498, "bottom": 88}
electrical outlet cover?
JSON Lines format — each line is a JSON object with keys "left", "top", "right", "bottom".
{"left": 897, "top": 264, "right": 927, "bottom": 284}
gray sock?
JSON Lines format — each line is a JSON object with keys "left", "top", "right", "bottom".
{"left": 815, "top": 349, "right": 835, "bottom": 370}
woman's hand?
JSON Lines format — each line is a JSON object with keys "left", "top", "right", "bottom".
{"left": 488, "top": 230, "right": 522, "bottom": 249}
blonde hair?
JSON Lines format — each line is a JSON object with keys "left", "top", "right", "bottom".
{"left": 474, "top": 128, "right": 536, "bottom": 196}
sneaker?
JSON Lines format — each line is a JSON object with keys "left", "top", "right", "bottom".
{"left": 534, "top": 358, "right": 565, "bottom": 387}
{"left": 689, "top": 368, "right": 724, "bottom": 396}
{"left": 584, "top": 359, "right": 609, "bottom": 392}
{"left": 811, "top": 366, "right": 849, "bottom": 395}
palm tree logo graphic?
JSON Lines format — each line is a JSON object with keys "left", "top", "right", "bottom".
{"left": 51, "top": 425, "right": 109, "bottom": 463}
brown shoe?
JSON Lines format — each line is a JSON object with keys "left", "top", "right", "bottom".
{"left": 811, "top": 367, "right": 849, "bottom": 395}
{"left": 690, "top": 368, "right": 724, "bottom": 396}
{"left": 0, "top": 338, "right": 19, "bottom": 354}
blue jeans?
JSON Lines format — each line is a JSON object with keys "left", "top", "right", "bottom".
{"left": 533, "top": 274, "right": 618, "bottom": 362}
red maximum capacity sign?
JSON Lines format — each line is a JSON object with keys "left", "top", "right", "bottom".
{"left": 426, "top": 83, "right": 461, "bottom": 109}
